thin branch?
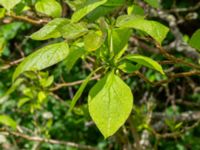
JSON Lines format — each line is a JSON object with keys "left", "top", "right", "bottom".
{"left": 156, "top": 44, "right": 200, "bottom": 70}
{"left": 0, "top": 128, "right": 96, "bottom": 150}
{"left": 0, "top": 58, "right": 24, "bottom": 71}
{"left": 50, "top": 75, "right": 101, "bottom": 91}
{"left": 6, "top": 13, "right": 49, "bottom": 25}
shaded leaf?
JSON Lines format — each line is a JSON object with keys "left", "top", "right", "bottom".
{"left": 88, "top": 71, "right": 133, "bottom": 138}
{"left": 189, "top": 29, "right": 200, "bottom": 51}
{"left": 118, "top": 61, "right": 141, "bottom": 73}
{"left": 144, "top": 0, "right": 159, "bottom": 8}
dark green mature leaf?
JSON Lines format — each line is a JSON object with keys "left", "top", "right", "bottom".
{"left": 68, "top": 67, "right": 102, "bottom": 112}
{"left": 0, "top": 0, "right": 21, "bottom": 10}
{"left": 31, "top": 18, "right": 70, "bottom": 40}
{"left": 189, "top": 29, "right": 200, "bottom": 51}
{"left": 111, "top": 28, "right": 132, "bottom": 56}
{"left": 116, "top": 15, "right": 169, "bottom": 44}
{"left": 63, "top": 44, "right": 85, "bottom": 72}
{"left": 125, "top": 54, "right": 164, "bottom": 74}
{"left": 71, "top": 0, "right": 107, "bottom": 23}
{"left": 0, "top": 115, "right": 17, "bottom": 129}
{"left": 144, "top": 0, "right": 159, "bottom": 8}
{"left": 88, "top": 71, "right": 133, "bottom": 138}
{"left": 35, "top": 0, "right": 62, "bottom": 18}
{"left": 84, "top": 30, "right": 104, "bottom": 51}
{"left": 13, "top": 42, "right": 69, "bottom": 81}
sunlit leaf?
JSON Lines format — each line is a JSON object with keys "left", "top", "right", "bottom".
{"left": 88, "top": 71, "right": 133, "bottom": 138}
{"left": 35, "top": 0, "right": 62, "bottom": 18}
{"left": 125, "top": 54, "right": 165, "bottom": 74}
{"left": 13, "top": 42, "right": 69, "bottom": 81}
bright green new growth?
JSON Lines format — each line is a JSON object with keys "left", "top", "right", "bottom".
{"left": 88, "top": 71, "right": 133, "bottom": 138}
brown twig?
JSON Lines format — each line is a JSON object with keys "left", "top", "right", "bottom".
{"left": 7, "top": 13, "right": 49, "bottom": 25}
{"left": 0, "top": 58, "right": 24, "bottom": 71}
{"left": 0, "top": 128, "right": 96, "bottom": 150}
{"left": 50, "top": 75, "right": 101, "bottom": 91}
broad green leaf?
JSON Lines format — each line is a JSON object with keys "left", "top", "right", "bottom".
{"left": 88, "top": 71, "right": 133, "bottom": 138}
{"left": 35, "top": 0, "right": 62, "bottom": 18}
{"left": 144, "top": 0, "right": 159, "bottom": 8}
{"left": 0, "top": 8, "right": 5, "bottom": 18}
{"left": 31, "top": 18, "right": 69, "bottom": 40}
{"left": 68, "top": 67, "right": 102, "bottom": 112}
{"left": 59, "top": 22, "right": 88, "bottom": 40}
{"left": 13, "top": 42, "right": 69, "bottom": 81}
{"left": 116, "top": 15, "right": 169, "bottom": 44}
{"left": 84, "top": 30, "right": 104, "bottom": 51}
{"left": 189, "top": 29, "right": 200, "bottom": 51}
{"left": 0, "top": 0, "right": 21, "bottom": 10}
{"left": 0, "top": 115, "right": 17, "bottom": 129}
{"left": 111, "top": 28, "right": 132, "bottom": 56}
{"left": 125, "top": 54, "right": 164, "bottom": 74}
{"left": 71, "top": 0, "right": 107, "bottom": 23}
{"left": 118, "top": 61, "right": 141, "bottom": 73}
{"left": 63, "top": 44, "right": 85, "bottom": 72}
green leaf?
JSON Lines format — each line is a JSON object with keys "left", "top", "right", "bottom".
{"left": 63, "top": 44, "right": 85, "bottom": 72}
{"left": 59, "top": 22, "right": 88, "bottom": 40}
{"left": 13, "top": 42, "right": 69, "bottom": 81}
{"left": 35, "top": 0, "right": 62, "bottom": 18}
{"left": 18, "top": 97, "right": 30, "bottom": 108}
{"left": 144, "top": 0, "right": 159, "bottom": 8}
{"left": 84, "top": 30, "right": 104, "bottom": 51}
{"left": 71, "top": 0, "right": 107, "bottom": 23}
{"left": 0, "top": 37, "right": 5, "bottom": 56}
{"left": 31, "top": 18, "right": 69, "bottom": 40}
{"left": 0, "top": 8, "right": 5, "bottom": 18}
{"left": 111, "top": 28, "right": 132, "bottom": 56}
{"left": 0, "top": 0, "right": 21, "bottom": 10}
{"left": 189, "top": 29, "right": 200, "bottom": 51}
{"left": 88, "top": 71, "right": 133, "bottom": 138}
{"left": 116, "top": 15, "right": 169, "bottom": 44}
{"left": 0, "top": 115, "right": 17, "bottom": 129}
{"left": 118, "top": 61, "right": 141, "bottom": 73}
{"left": 125, "top": 54, "right": 164, "bottom": 74}
{"left": 68, "top": 67, "right": 102, "bottom": 113}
